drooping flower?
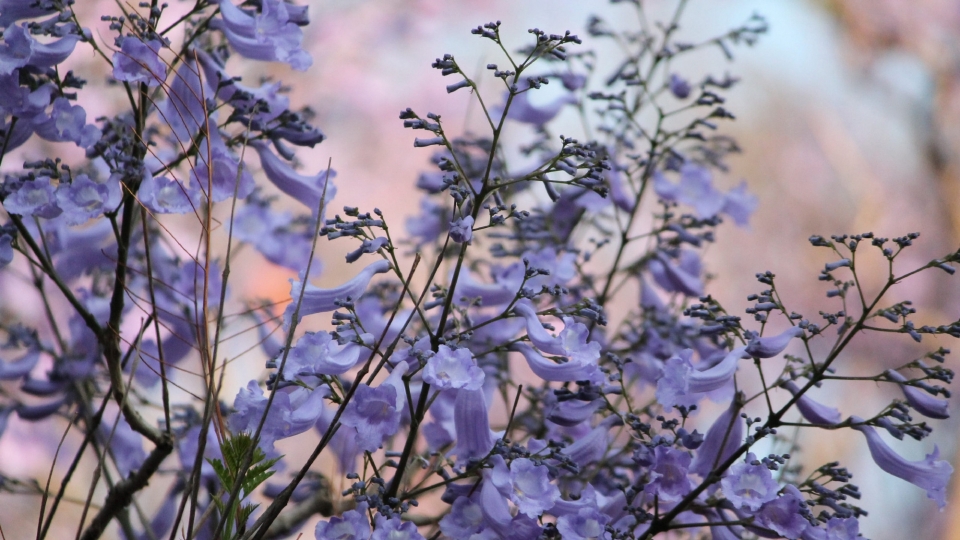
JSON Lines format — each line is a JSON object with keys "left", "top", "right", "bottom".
{"left": 656, "top": 347, "right": 747, "bottom": 410}
{"left": 720, "top": 453, "right": 780, "bottom": 511}
{"left": 455, "top": 262, "right": 524, "bottom": 307}
{"left": 513, "top": 302, "right": 602, "bottom": 367}
{"left": 252, "top": 141, "right": 336, "bottom": 213}
{"left": 452, "top": 388, "right": 496, "bottom": 463}
{"left": 745, "top": 327, "right": 803, "bottom": 358}
{"left": 422, "top": 345, "right": 484, "bottom": 391}
{"left": 782, "top": 381, "right": 841, "bottom": 426}
{"left": 556, "top": 507, "right": 611, "bottom": 540}
{"left": 513, "top": 343, "right": 601, "bottom": 383}
{"left": 0, "top": 24, "right": 79, "bottom": 75}
{"left": 800, "top": 516, "right": 861, "bottom": 540}
{"left": 885, "top": 369, "right": 949, "bottom": 419}
{"left": 214, "top": 0, "right": 312, "bottom": 71}
{"left": 229, "top": 381, "right": 327, "bottom": 450}
{"left": 851, "top": 417, "right": 953, "bottom": 509}
{"left": 649, "top": 249, "right": 703, "bottom": 297}
{"left": 284, "top": 259, "right": 392, "bottom": 328}
{"left": 112, "top": 36, "right": 165, "bottom": 86}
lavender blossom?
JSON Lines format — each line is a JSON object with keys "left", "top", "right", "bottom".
{"left": 0, "top": 25, "right": 79, "bottom": 75}
{"left": 720, "top": 453, "right": 780, "bottom": 511}
{"left": 452, "top": 388, "right": 496, "bottom": 463}
{"left": 214, "top": 0, "right": 312, "bottom": 71}
{"left": 644, "top": 445, "right": 695, "bottom": 502}
{"left": 851, "top": 417, "right": 953, "bottom": 509}
{"left": 112, "top": 37, "right": 165, "bottom": 87}
{"left": 341, "top": 365, "right": 407, "bottom": 452}
{"left": 885, "top": 369, "right": 949, "bottom": 419}
{"left": 754, "top": 485, "right": 809, "bottom": 539}
{"left": 449, "top": 215, "right": 474, "bottom": 244}
{"left": 782, "top": 381, "right": 842, "bottom": 426}
{"left": 745, "top": 326, "right": 803, "bottom": 358}
{"left": 284, "top": 259, "right": 392, "bottom": 328}
{"left": 508, "top": 457, "right": 560, "bottom": 518}
{"left": 371, "top": 514, "right": 425, "bottom": 540}
{"left": 315, "top": 503, "right": 371, "bottom": 540}
{"left": 252, "top": 141, "right": 336, "bottom": 212}
{"left": 422, "top": 345, "right": 485, "bottom": 390}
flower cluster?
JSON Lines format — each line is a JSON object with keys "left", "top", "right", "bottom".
{"left": 0, "top": 1, "right": 956, "bottom": 540}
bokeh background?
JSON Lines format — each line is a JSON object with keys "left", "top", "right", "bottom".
{"left": 3, "top": 0, "right": 960, "bottom": 538}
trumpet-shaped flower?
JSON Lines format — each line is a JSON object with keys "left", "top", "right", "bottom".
{"left": 782, "top": 381, "right": 841, "bottom": 426}
{"left": 214, "top": 0, "right": 311, "bottom": 71}
{"left": 851, "top": 417, "right": 953, "bottom": 509}
{"left": 284, "top": 259, "right": 392, "bottom": 328}
{"left": 885, "top": 369, "right": 949, "bottom": 419}
{"left": 252, "top": 141, "right": 336, "bottom": 213}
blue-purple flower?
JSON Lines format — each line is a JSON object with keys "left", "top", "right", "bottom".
{"left": 285, "top": 259, "right": 392, "bottom": 328}
{"left": 214, "top": 0, "right": 312, "bottom": 71}
{"left": 449, "top": 215, "right": 474, "bottom": 244}
{"left": 851, "top": 417, "right": 953, "bottom": 509}
{"left": 644, "top": 445, "right": 695, "bottom": 502}
{"left": 885, "top": 369, "right": 949, "bottom": 419}
{"left": 422, "top": 345, "right": 484, "bottom": 390}
{"left": 720, "top": 453, "right": 780, "bottom": 511}
{"left": 315, "top": 502, "right": 370, "bottom": 540}
{"left": 112, "top": 37, "right": 165, "bottom": 87}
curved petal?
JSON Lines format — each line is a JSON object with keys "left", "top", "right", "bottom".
{"left": 885, "top": 370, "right": 949, "bottom": 420}
{"left": 284, "top": 259, "right": 392, "bottom": 328}
{"left": 782, "top": 381, "right": 841, "bottom": 426}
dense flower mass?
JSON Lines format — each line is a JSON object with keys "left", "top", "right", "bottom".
{"left": 0, "top": 1, "right": 955, "bottom": 540}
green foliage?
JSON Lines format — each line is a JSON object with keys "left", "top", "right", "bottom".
{"left": 207, "top": 432, "right": 281, "bottom": 539}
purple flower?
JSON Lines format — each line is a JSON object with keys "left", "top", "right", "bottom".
{"left": 0, "top": 0, "right": 60, "bottom": 27}
{"left": 754, "top": 485, "right": 809, "bottom": 539}
{"left": 229, "top": 381, "right": 327, "bottom": 450}
{"left": 851, "top": 417, "right": 953, "bottom": 509}
{"left": 452, "top": 388, "right": 496, "bottom": 463}
{"left": 0, "top": 347, "right": 39, "bottom": 380}
{"left": 644, "top": 445, "right": 695, "bottom": 502}
{"left": 439, "top": 496, "right": 486, "bottom": 538}
{"left": 406, "top": 198, "right": 447, "bottom": 245}
{"left": 522, "top": 247, "right": 577, "bottom": 289}
{"left": 449, "top": 215, "right": 474, "bottom": 244}
{"left": 214, "top": 0, "right": 312, "bottom": 71}
{"left": 801, "top": 517, "right": 861, "bottom": 540}
{"left": 315, "top": 503, "right": 371, "bottom": 540}
{"left": 341, "top": 366, "right": 406, "bottom": 452}
{"left": 513, "top": 302, "right": 602, "bottom": 369}
{"left": 284, "top": 259, "right": 392, "bottom": 328}
{"left": 499, "top": 89, "right": 578, "bottom": 127}
{"left": 283, "top": 330, "right": 369, "bottom": 377}
{"left": 112, "top": 37, "right": 165, "bottom": 87}
{"left": 656, "top": 347, "right": 746, "bottom": 410}
{"left": 721, "top": 181, "right": 757, "bottom": 227}
{"left": 3, "top": 176, "right": 61, "bottom": 218}
{"left": 513, "top": 343, "right": 601, "bottom": 383}
{"left": 252, "top": 141, "right": 337, "bottom": 213}
{"left": 669, "top": 74, "right": 691, "bottom": 99}
{"left": 654, "top": 164, "right": 725, "bottom": 218}
{"left": 371, "top": 514, "right": 425, "bottom": 540}
{"left": 782, "top": 381, "right": 841, "bottom": 426}
{"left": 720, "top": 453, "right": 781, "bottom": 511}
{"left": 189, "top": 137, "right": 255, "bottom": 202}
{"left": 508, "top": 457, "right": 559, "bottom": 517}
{"left": 0, "top": 24, "right": 79, "bottom": 75}
{"left": 162, "top": 59, "right": 210, "bottom": 145}
{"left": 33, "top": 97, "right": 101, "bottom": 149}
{"left": 55, "top": 174, "right": 121, "bottom": 225}
{"left": 556, "top": 507, "right": 611, "bottom": 540}
{"left": 885, "top": 369, "right": 949, "bottom": 419}
{"left": 422, "top": 345, "right": 484, "bottom": 390}
{"left": 138, "top": 172, "right": 201, "bottom": 215}
{"left": 346, "top": 237, "right": 388, "bottom": 264}
{"left": 745, "top": 327, "right": 803, "bottom": 358}
{"left": 456, "top": 262, "right": 524, "bottom": 307}
{"left": 98, "top": 413, "right": 146, "bottom": 477}
{"left": 648, "top": 250, "right": 703, "bottom": 297}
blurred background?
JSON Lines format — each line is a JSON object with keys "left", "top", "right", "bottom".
{"left": 3, "top": 0, "right": 960, "bottom": 538}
